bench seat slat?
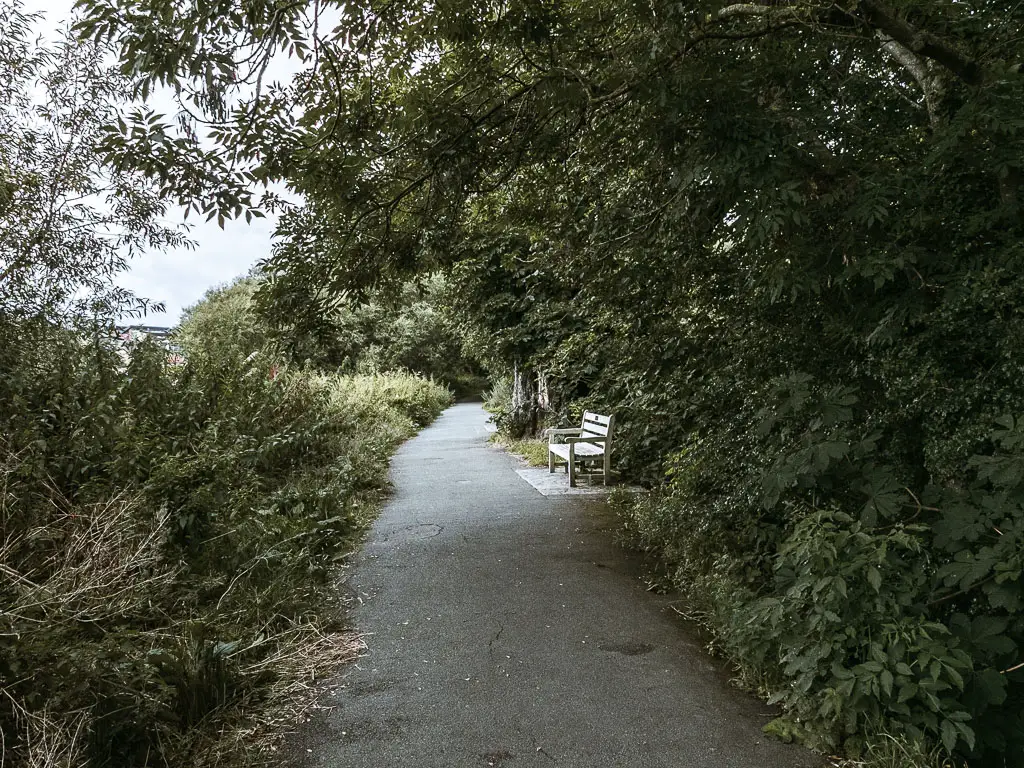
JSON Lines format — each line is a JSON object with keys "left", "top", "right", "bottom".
{"left": 549, "top": 443, "right": 605, "bottom": 459}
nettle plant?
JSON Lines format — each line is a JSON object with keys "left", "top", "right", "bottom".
{"left": 722, "top": 375, "right": 1022, "bottom": 758}
{"left": 731, "top": 508, "right": 974, "bottom": 754}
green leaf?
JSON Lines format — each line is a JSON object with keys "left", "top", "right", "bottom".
{"left": 897, "top": 682, "right": 918, "bottom": 703}
{"left": 866, "top": 566, "right": 882, "bottom": 593}
{"left": 940, "top": 719, "right": 958, "bottom": 754}
{"left": 971, "top": 668, "right": 1008, "bottom": 707}
{"left": 944, "top": 663, "right": 964, "bottom": 691}
{"left": 880, "top": 668, "right": 893, "bottom": 698}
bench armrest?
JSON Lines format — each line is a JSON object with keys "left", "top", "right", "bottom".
{"left": 564, "top": 435, "right": 608, "bottom": 444}
{"left": 547, "top": 428, "right": 582, "bottom": 443}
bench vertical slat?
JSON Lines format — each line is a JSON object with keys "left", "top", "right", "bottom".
{"left": 603, "top": 413, "right": 615, "bottom": 485}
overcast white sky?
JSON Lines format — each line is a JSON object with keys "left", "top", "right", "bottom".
{"left": 27, "top": 0, "right": 287, "bottom": 326}
{"left": 119, "top": 217, "right": 277, "bottom": 324}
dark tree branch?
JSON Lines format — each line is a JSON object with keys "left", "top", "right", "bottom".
{"left": 715, "top": 2, "right": 990, "bottom": 87}
{"left": 857, "top": 0, "right": 984, "bottom": 85}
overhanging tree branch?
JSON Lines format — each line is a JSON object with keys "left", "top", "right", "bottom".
{"left": 715, "top": 1, "right": 989, "bottom": 87}
{"left": 858, "top": 0, "right": 984, "bottom": 85}
{"left": 714, "top": 3, "right": 806, "bottom": 22}
{"left": 876, "top": 31, "right": 945, "bottom": 127}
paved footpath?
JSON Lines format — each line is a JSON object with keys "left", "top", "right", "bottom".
{"left": 297, "top": 403, "right": 820, "bottom": 768}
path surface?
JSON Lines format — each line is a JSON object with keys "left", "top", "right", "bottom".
{"left": 297, "top": 403, "right": 820, "bottom": 768}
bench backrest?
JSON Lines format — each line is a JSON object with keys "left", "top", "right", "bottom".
{"left": 581, "top": 411, "right": 614, "bottom": 449}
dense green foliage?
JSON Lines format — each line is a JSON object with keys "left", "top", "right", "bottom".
{"left": 69, "top": 0, "right": 1024, "bottom": 764}
{"left": 0, "top": 7, "right": 452, "bottom": 764}
{"left": 187, "top": 274, "right": 485, "bottom": 395}
{"left": 0, "top": 313, "right": 450, "bottom": 767}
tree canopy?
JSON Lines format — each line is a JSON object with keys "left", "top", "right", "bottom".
{"left": 1, "top": 0, "right": 186, "bottom": 324}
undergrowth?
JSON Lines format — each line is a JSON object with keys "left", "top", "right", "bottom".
{"left": 612, "top": 398, "right": 1024, "bottom": 767}
{"left": 0, "top": 318, "right": 452, "bottom": 767}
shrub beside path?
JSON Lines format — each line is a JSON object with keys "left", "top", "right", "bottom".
{"left": 295, "top": 403, "right": 821, "bottom": 767}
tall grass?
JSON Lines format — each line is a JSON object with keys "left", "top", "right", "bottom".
{"left": 0, "top": 334, "right": 452, "bottom": 768}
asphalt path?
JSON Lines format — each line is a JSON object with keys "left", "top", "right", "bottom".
{"left": 296, "top": 403, "right": 820, "bottom": 768}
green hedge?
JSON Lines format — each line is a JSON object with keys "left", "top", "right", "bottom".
{"left": 613, "top": 392, "right": 1023, "bottom": 765}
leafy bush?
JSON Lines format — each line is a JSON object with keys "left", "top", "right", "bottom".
{"left": 483, "top": 375, "right": 514, "bottom": 425}
{"left": 730, "top": 511, "right": 973, "bottom": 755}
{"left": 252, "top": 273, "right": 485, "bottom": 395}
{"left": 0, "top": 310, "right": 451, "bottom": 767}
{"left": 614, "top": 399, "right": 1024, "bottom": 764}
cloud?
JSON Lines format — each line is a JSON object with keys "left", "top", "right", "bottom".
{"left": 116, "top": 214, "right": 278, "bottom": 326}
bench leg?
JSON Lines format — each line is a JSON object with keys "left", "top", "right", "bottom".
{"left": 568, "top": 449, "right": 576, "bottom": 487}
{"left": 548, "top": 449, "right": 555, "bottom": 474}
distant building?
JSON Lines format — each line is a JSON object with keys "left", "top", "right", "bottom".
{"left": 118, "top": 325, "right": 173, "bottom": 342}
{"left": 115, "top": 325, "right": 185, "bottom": 365}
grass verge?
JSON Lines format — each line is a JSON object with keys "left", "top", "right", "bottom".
{"left": 491, "top": 434, "right": 549, "bottom": 467}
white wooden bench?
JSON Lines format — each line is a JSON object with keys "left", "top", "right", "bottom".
{"left": 547, "top": 411, "right": 614, "bottom": 487}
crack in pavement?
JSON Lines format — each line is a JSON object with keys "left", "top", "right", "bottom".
{"left": 487, "top": 620, "right": 505, "bottom": 658}
{"left": 531, "top": 739, "right": 557, "bottom": 763}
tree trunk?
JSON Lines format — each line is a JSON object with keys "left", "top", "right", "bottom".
{"left": 509, "top": 361, "right": 539, "bottom": 438}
